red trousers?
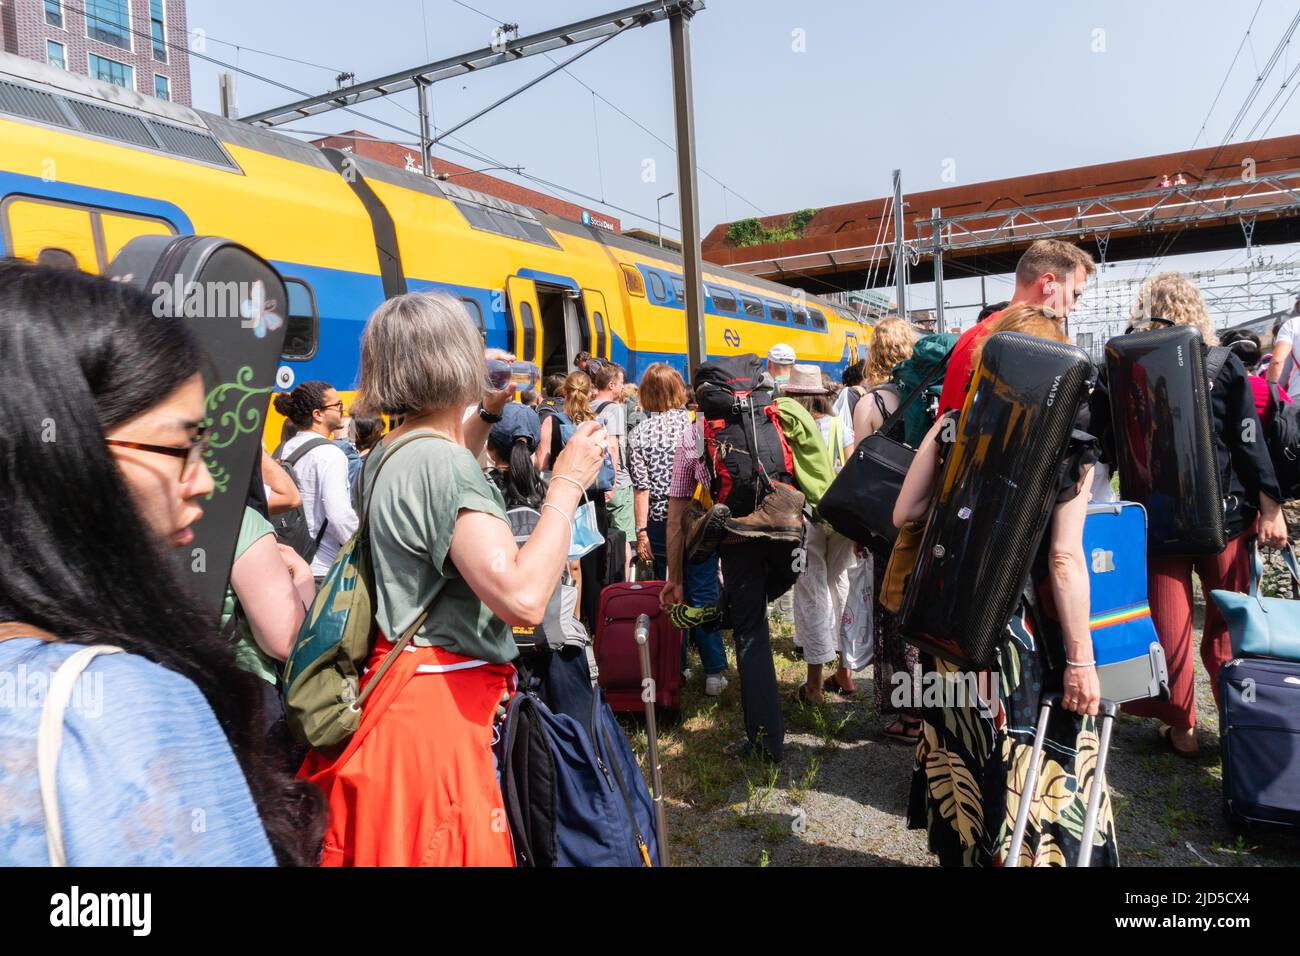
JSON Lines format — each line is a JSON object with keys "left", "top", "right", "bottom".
{"left": 1124, "top": 529, "right": 1252, "bottom": 730}
{"left": 300, "top": 635, "right": 516, "bottom": 867}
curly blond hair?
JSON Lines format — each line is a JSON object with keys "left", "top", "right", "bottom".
{"left": 1131, "top": 272, "right": 1217, "bottom": 346}
{"left": 864, "top": 316, "right": 917, "bottom": 387}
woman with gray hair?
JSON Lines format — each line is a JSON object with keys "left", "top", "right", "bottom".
{"left": 300, "top": 291, "right": 606, "bottom": 867}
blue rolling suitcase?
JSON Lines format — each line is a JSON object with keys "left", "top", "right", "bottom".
{"left": 1219, "top": 658, "right": 1300, "bottom": 829}
{"left": 1009, "top": 501, "right": 1169, "bottom": 866}
{"left": 1082, "top": 501, "right": 1170, "bottom": 704}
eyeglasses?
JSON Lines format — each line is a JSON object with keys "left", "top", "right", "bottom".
{"left": 321, "top": 401, "right": 345, "bottom": 414}
{"left": 106, "top": 427, "right": 210, "bottom": 483}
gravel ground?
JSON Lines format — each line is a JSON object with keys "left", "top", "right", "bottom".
{"left": 639, "top": 605, "right": 1300, "bottom": 868}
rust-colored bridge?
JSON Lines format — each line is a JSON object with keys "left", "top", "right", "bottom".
{"left": 702, "top": 135, "right": 1300, "bottom": 295}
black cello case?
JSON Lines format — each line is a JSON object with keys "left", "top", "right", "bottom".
{"left": 899, "top": 332, "right": 1095, "bottom": 670}
{"left": 1103, "top": 325, "right": 1225, "bottom": 556}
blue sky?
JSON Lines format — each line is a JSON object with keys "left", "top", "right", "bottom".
{"left": 183, "top": 0, "right": 1300, "bottom": 333}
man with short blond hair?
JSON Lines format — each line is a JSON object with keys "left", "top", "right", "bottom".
{"left": 937, "top": 240, "right": 1096, "bottom": 415}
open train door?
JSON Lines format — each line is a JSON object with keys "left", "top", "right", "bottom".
{"left": 506, "top": 274, "right": 541, "bottom": 365}
{"left": 582, "top": 287, "right": 611, "bottom": 362}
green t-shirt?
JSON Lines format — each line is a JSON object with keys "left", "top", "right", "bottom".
{"left": 221, "top": 507, "right": 281, "bottom": 687}
{"left": 365, "top": 431, "right": 518, "bottom": 664}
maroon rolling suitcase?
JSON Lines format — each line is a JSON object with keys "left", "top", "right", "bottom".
{"left": 594, "top": 582, "right": 683, "bottom": 714}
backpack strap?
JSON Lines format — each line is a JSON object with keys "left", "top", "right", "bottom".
{"left": 39, "top": 645, "right": 124, "bottom": 865}
{"left": 348, "top": 430, "right": 449, "bottom": 712}
{"left": 283, "top": 436, "right": 333, "bottom": 467}
{"left": 1206, "top": 345, "right": 1231, "bottom": 390}
{"left": 880, "top": 343, "right": 958, "bottom": 438}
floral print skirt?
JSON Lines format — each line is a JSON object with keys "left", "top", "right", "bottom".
{"left": 905, "top": 599, "right": 1119, "bottom": 867}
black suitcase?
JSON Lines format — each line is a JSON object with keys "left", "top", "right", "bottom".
{"left": 899, "top": 332, "right": 1094, "bottom": 669}
{"left": 1219, "top": 657, "right": 1300, "bottom": 829}
{"left": 107, "top": 235, "right": 291, "bottom": 619}
{"left": 1104, "top": 326, "right": 1225, "bottom": 555}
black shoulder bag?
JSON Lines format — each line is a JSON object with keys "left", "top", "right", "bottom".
{"left": 818, "top": 345, "right": 956, "bottom": 549}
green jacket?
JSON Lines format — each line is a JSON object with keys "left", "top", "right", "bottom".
{"left": 774, "top": 397, "right": 838, "bottom": 507}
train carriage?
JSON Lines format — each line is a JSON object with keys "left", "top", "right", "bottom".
{"left": 0, "top": 53, "right": 871, "bottom": 444}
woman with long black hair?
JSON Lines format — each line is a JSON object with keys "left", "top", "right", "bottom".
{"left": 485, "top": 402, "right": 546, "bottom": 509}
{"left": 0, "top": 259, "right": 324, "bottom": 866}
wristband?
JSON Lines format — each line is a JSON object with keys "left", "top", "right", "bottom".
{"left": 1065, "top": 658, "right": 1096, "bottom": 668}
{"left": 551, "top": 474, "right": 588, "bottom": 497}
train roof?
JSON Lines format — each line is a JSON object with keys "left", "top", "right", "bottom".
{"left": 0, "top": 53, "right": 867, "bottom": 327}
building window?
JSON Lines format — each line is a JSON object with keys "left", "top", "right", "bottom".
{"left": 150, "top": 0, "right": 167, "bottom": 63}
{"left": 45, "top": 1, "right": 64, "bottom": 29}
{"left": 85, "top": 0, "right": 132, "bottom": 51}
{"left": 154, "top": 74, "right": 170, "bottom": 101}
{"left": 47, "top": 41, "right": 67, "bottom": 71}
{"left": 89, "top": 53, "right": 134, "bottom": 90}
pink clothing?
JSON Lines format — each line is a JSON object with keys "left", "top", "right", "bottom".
{"left": 1249, "top": 375, "right": 1290, "bottom": 427}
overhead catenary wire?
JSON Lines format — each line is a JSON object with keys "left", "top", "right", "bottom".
{"left": 56, "top": 0, "right": 685, "bottom": 235}
{"left": 448, "top": 0, "right": 768, "bottom": 217}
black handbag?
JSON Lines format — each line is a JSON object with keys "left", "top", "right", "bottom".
{"left": 819, "top": 345, "right": 955, "bottom": 547}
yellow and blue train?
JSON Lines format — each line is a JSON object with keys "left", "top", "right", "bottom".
{"left": 0, "top": 54, "right": 872, "bottom": 439}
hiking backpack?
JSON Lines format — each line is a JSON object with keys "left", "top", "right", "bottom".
{"left": 890, "top": 331, "right": 960, "bottom": 447}
{"left": 270, "top": 436, "right": 333, "bottom": 563}
{"left": 495, "top": 681, "right": 659, "bottom": 867}
{"left": 506, "top": 507, "right": 590, "bottom": 653}
{"left": 694, "top": 354, "right": 796, "bottom": 518}
{"left": 551, "top": 409, "right": 616, "bottom": 492}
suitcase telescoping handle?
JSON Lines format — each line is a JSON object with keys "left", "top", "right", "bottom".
{"left": 635, "top": 613, "right": 670, "bottom": 868}
{"left": 1005, "top": 692, "right": 1118, "bottom": 868}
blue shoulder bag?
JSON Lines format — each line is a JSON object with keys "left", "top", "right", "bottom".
{"left": 1211, "top": 541, "right": 1300, "bottom": 663}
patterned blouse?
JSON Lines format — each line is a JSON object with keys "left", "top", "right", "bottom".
{"left": 626, "top": 408, "right": 694, "bottom": 523}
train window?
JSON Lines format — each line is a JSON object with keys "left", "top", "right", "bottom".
{"left": 671, "top": 276, "right": 686, "bottom": 302}
{"left": 708, "top": 285, "right": 738, "bottom": 314}
{"left": 621, "top": 263, "right": 645, "bottom": 296}
{"left": 791, "top": 306, "right": 808, "bottom": 327}
{"left": 459, "top": 296, "right": 485, "bottom": 335}
{"left": 280, "top": 278, "right": 319, "bottom": 360}
{"left": 648, "top": 271, "right": 668, "bottom": 303}
{"left": 4, "top": 197, "right": 97, "bottom": 271}
{"left": 770, "top": 302, "right": 791, "bottom": 324}
{"left": 809, "top": 308, "right": 828, "bottom": 331}
{"left": 741, "top": 295, "right": 765, "bottom": 319}
{"left": 100, "top": 210, "right": 175, "bottom": 262}
{"left": 450, "top": 199, "right": 559, "bottom": 249}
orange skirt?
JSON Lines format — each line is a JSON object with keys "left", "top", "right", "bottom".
{"left": 299, "top": 634, "right": 516, "bottom": 867}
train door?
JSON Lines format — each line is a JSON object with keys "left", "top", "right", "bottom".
{"left": 845, "top": 331, "right": 860, "bottom": 365}
{"left": 505, "top": 274, "right": 540, "bottom": 366}
{"left": 535, "top": 283, "right": 584, "bottom": 378}
{"left": 582, "top": 288, "right": 610, "bottom": 361}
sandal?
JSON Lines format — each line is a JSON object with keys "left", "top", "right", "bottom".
{"left": 793, "top": 683, "right": 823, "bottom": 706}
{"left": 1157, "top": 725, "right": 1199, "bottom": 759}
{"left": 883, "top": 718, "right": 922, "bottom": 743}
{"left": 824, "top": 675, "right": 857, "bottom": 696}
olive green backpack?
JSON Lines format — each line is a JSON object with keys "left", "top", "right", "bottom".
{"left": 281, "top": 431, "right": 439, "bottom": 750}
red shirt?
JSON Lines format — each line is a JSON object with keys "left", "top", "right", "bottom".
{"left": 937, "top": 311, "right": 1002, "bottom": 416}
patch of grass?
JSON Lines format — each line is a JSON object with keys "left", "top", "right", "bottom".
{"left": 788, "top": 755, "right": 822, "bottom": 806}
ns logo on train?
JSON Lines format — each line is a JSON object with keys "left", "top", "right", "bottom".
{"left": 723, "top": 328, "right": 741, "bottom": 348}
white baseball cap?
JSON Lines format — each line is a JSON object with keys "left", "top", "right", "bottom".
{"left": 767, "top": 343, "right": 796, "bottom": 364}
